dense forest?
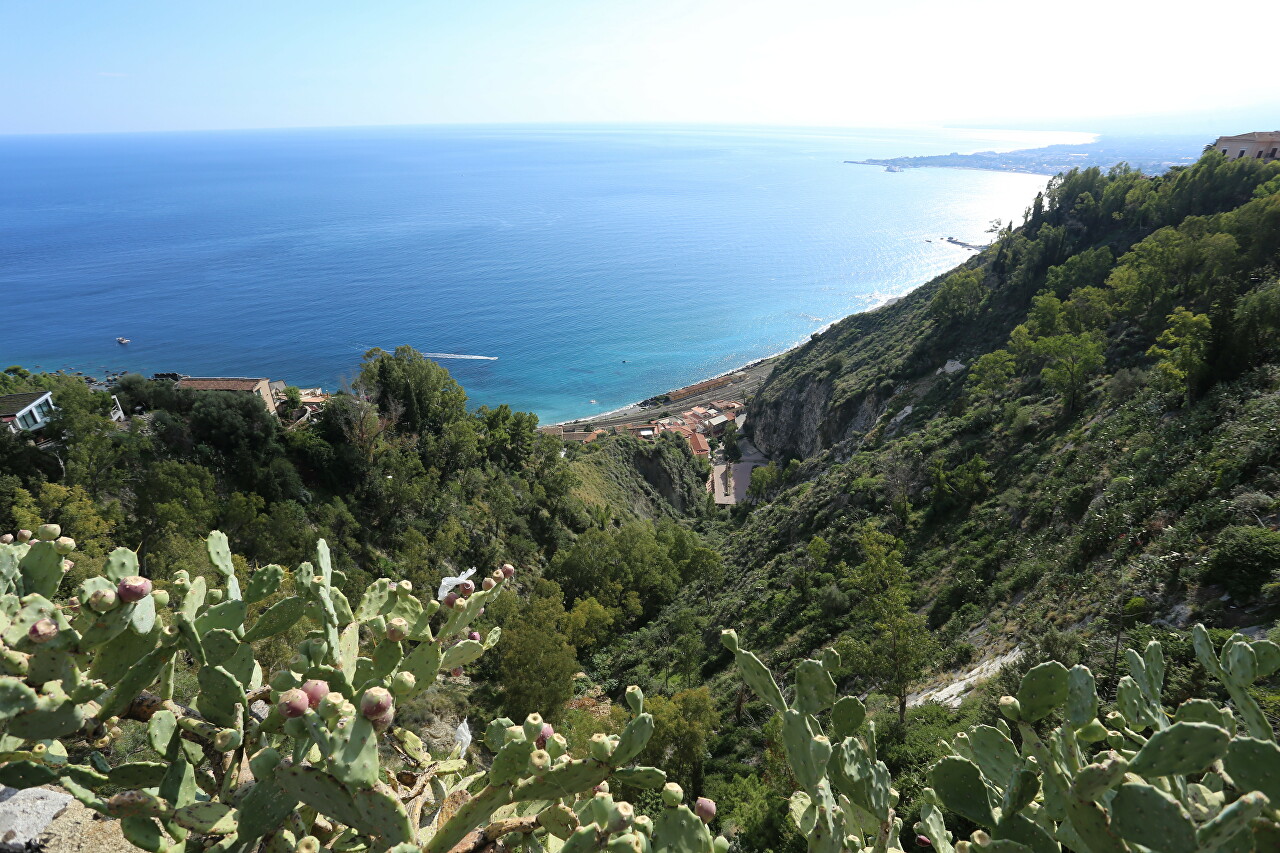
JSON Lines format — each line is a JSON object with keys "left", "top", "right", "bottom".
{"left": 4, "top": 151, "right": 1280, "bottom": 850}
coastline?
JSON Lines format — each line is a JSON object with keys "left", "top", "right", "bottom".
{"left": 550, "top": 352, "right": 781, "bottom": 429}
{"left": 549, "top": 294, "right": 909, "bottom": 428}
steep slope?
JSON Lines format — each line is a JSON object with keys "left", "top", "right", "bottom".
{"left": 568, "top": 433, "right": 712, "bottom": 521}
{"left": 748, "top": 156, "right": 1280, "bottom": 462}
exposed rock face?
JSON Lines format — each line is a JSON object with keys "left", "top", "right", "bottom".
{"left": 0, "top": 787, "right": 71, "bottom": 852}
{"left": 748, "top": 373, "right": 834, "bottom": 460}
{"left": 628, "top": 439, "right": 705, "bottom": 514}
{"left": 750, "top": 373, "right": 885, "bottom": 462}
{"left": 907, "top": 647, "right": 1023, "bottom": 709}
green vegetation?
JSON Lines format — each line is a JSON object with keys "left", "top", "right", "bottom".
{"left": 5, "top": 526, "right": 1277, "bottom": 850}
{"left": 5, "top": 151, "right": 1280, "bottom": 850}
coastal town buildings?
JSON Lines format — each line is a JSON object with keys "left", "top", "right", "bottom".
{"left": 0, "top": 391, "right": 56, "bottom": 434}
{"left": 547, "top": 398, "right": 739, "bottom": 458}
{"left": 1209, "top": 131, "right": 1280, "bottom": 162}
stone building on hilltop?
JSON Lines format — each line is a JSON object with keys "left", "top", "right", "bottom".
{"left": 1209, "top": 131, "right": 1280, "bottom": 162}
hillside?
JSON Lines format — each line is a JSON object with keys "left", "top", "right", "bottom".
{"left": 5, "top": 152, "right": 1280, "bottom": 852}
{"left": 580, "top": 152, "right": 1280, "bottom": 847}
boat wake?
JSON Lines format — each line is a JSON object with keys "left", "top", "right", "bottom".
{"left": 421, "top": 353, "right": 499, "bottom": 361}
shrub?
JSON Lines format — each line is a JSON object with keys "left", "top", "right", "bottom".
{"left": 1208, "top": 524, "right": 1280, "bottom": 598}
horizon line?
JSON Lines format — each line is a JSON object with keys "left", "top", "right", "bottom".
{"left": 0, "top": 120, "right": 1111, "bottom": 140}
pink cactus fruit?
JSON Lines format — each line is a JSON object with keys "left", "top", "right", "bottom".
{"left": 277, "top": 688, "right": 309, "bottom": 718}
{"left": 117, "top": 576, "right": 152, "bottom": 603}
{"left": 28, "top": 618, "right": 59, "bottom": 644}
{"left": 300, "top": 679, "right": 329, "bottom": 708}
{"left": 359, "top": 687, "right": 394, "bottom": 718}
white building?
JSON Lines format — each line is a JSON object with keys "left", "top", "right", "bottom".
{"left": 0, "top": 391, "right": 56, "bottom": 434}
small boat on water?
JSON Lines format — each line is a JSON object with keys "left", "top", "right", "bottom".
{"left": 116, "top": 337, "right": 131, "bottom": 344}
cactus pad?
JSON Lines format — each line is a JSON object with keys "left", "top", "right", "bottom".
{"left": 1222, "top": 737, "right": 1280, "bottom": 802}
{"left": 1015, "top": 661, "right": 1069, "bottom": 722}
{"left": 1127, "top": 721, "right": 1229, "bottom": 777}
{"left": 929, "top": 756, "right": 995, "bottom": 827}
{"left": 1109, "top": 783, "right": 1196, "bottom": 853}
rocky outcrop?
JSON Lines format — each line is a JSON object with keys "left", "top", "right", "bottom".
{"left": 749, "top": 372, "right": 887, "bottom": 462}
{"left": 748, "top": 372, "right": 833, "bottom": 460}
{"left": 628, "top": 438, "right": 706, "bottom": 514}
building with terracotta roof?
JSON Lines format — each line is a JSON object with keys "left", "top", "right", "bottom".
{"left": 687, "top": 432, "right": 710, "bottom": 457}
{"left": 175, "top": 377, "right": 275, "bottom": 414}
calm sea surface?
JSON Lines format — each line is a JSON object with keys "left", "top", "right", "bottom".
{"left": 0, "top": 125, "right": 1076, "bottom": 423}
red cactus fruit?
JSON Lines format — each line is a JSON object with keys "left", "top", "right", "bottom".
{"left": 117, "top": 576, "right": 152, "bottom": 603}
{"left": 695, "top": 797, "right": 717, "bottom": 824}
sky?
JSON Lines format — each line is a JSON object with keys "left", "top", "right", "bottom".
{"left": 2, "top": 0, "right": 1276, "bottom": 135}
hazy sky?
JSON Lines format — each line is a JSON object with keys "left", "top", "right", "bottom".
{"left": 3, "top": 0, "right": 1276, "bottom": 135}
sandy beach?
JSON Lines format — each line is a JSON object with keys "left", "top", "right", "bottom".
{"left": 552, "top": 354, "right": 780, "bottom": 430}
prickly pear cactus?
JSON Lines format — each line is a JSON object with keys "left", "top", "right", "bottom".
{"left": 927, "top": 632, "right": 1280, "bottom": 852}
{"left": 0, "top": 526, "right": 727, "bottom": 853}
{"left": 721, "top": 629, "right": 909, "bottom": 853}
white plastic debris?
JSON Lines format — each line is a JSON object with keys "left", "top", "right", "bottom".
{"left": 438, "top": 568, "right": 476, "bottom": 601}
{"left": 454, "top": 719, "right": 472, "bottom": 757}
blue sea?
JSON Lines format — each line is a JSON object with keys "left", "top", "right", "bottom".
{"left": 0, "top": 125, "right": 1078, "bottom": 424}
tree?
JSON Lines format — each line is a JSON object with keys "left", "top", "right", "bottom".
{"left": 493, "top": 579, "right": 578, "bottom": 722}
{"left": 1062, "top": 286, "right": 1112, "bottom": 333}
{"left": 966, "top": 350, "right": 1017, "bottom": 404}
{"left": 1208, "top": 526, "right": 1280, "bottom": 600}
{"left": 1147, "top": 307, "right": 1212, "bottom": 405}
{"left": 721, "top": 421, "right": 742, "bottom": 463}
{"left": 747, "top": 462, "right": 780, "bottom": 501}
{"left": 564, "top": 596, "right": 615, "bottom": 652}
{"left": 1025, "top": 292, "right": 1066, "bottom": 338}
{"left": 639, "top": 688, "right": 719, "bottom": 795}
{"left": 1033, "top": 333, "right": 1105, "bottom": 412}
{"left": 930, "top": 268, "right": 986, "bottom": 320}
{"left": 358, "top": 346, "right": 468, "bottom": 440}
{"left": 1234, "top": 278, "right": 1280, "bottom": 366}
{"left": 838, "top": 525, "right": 937, "bottom": 725}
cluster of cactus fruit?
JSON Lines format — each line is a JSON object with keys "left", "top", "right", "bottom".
{"left": 1, "top": 526, "right": 729, "bottom": 852}
{"left": 724, "top": 626, "right": 1280, "bottom": 852}
{"left": 6, "top": 522, "right": 1280, "bottom": 853}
